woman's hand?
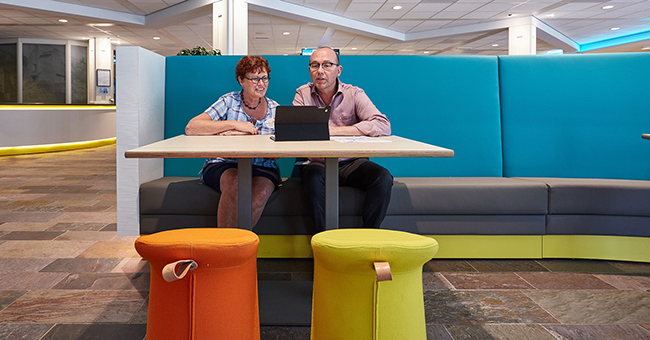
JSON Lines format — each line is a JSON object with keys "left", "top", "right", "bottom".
{"left": 217, "top": 130, "right": 247, "bottom": 136}
{"left": 217, "top": 121, "right": 259, "bottom": 135}
{"left": 235, "top": 121, "right": 259, "bottom": 135}
{"left": 186, "top": 113, "right": 258, "bottom": 136}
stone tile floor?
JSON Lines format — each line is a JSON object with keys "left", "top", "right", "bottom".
{"left": 0, "top": 144, "right": 649, "bottom": 339}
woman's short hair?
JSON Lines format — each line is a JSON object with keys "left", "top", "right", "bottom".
{"left": 236, "top": 56, "right": 271, "bottom": 81}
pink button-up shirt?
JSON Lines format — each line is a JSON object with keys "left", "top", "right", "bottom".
{"left": 293, "top": 81, "right": 391, "bottom": 137}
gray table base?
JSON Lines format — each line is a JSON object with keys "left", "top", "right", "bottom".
{"left": 258, "top": 280, "right": 313, "bottom": 326}
{"left": 237, "top": 157, "right": 340, "bottom": 230}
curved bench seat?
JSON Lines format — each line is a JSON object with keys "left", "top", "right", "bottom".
{"left": 139, "top": 176, "right": 650, "bottom": 262}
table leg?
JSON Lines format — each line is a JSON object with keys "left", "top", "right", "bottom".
{"left": 324, "top": 157, "right": 339, "bottom": 230}
{"left": 238, "top": 158, "right": 253, "bottom": 230}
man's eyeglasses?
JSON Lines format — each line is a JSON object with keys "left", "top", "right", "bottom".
{"left": 245, "top": 76, "right": 270, "bottom": 84}
{"left": 309, "top": 62, "right": 339, "bottom": 71}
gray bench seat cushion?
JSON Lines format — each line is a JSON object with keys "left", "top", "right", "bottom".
{"left": 140, "top": 176, "right": 549, "bottom": 216}
{"left": 381, "top": 215, "right": 546, "bottom": 235}
{"left": 545, "top": 215, "right": 650, "bottom": 237}
{"left": 516, "top": 178, "right": 650, "bottom": 216}
{"left": 140, "top": 176, "right": 549, "bottom": 235}
{"left": 516, "top": 178, "right": 650, "bottom": 237}
{"left": 139, "top": 177, "right": 347, "bottom": 216}
{"left": 389, "top": 177, "right": 548, "bottom": 215}
{"left": 381, "top": 177, "right": 548, "bottom": 235}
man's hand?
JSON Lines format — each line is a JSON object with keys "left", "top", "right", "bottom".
{"left": 329, "top": 125, "right": 362, "bottom": 136}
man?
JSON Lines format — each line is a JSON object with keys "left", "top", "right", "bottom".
{"left": 293, "top": 46, "right": 393, "bottom": 231}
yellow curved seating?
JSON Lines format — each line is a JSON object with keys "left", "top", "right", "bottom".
{"left": 310, "top": 229, "right": 438, "bottom": 340}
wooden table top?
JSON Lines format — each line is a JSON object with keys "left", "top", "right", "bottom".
{"left": 124, "top": 134, "right": 454, "bottom": 159}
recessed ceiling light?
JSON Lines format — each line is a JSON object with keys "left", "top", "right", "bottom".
{"left": 392, "top": 5, "right": 402, "bottom": 10}
{"left": 602, "top": 5, "right": 614, "bottom": 10}
{"left": 58, "top": 19, "right": 68, "bottom": 23}
{"left": 492, "top": 44, "right": 499, "bottom": 47}
{"left": 283, "top": 32, "right": 290, "bottom": 35}
{"left": 545, "top": 13, "right": 555, "bottom": 18}
{"left": 642, "top": 47, "right": 650, "bottom": 50}
{"left": 423, "top": 51, "right": 429, "bottom": 54}
{"left": 90, "top": 23, "right": 113, "bottom": 27}
{"left": 153, "top": 37, "right": 161, "bottom": 40}
{"left": 610, "top": 27, "right": 620, "bottom": 31}
{"left": 351, "top": 47, "right": 357, "bottom": 50}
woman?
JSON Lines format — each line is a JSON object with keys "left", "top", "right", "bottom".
{"left": 185, "top": 56, "right": 278, "bottom": 228}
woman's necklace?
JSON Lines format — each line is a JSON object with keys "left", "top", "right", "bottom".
{"left": 242, "top": 92, "right": 262, "bottom": 110}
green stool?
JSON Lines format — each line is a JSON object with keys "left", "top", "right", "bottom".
{"left": 310, "top": 229, "right": 439, "bottom": 340}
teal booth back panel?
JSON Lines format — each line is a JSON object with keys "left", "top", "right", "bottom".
{"left": 164, "top": 55, "right": 503, "bottom": 178}
{"left": 331, "top": 55, "right": 502, "bottom": 177}
{"left": 499, "top": 53, "right": 650, "bottom": 180}
{"left": 164, "top": 55, "right": 310, "bottom": 177}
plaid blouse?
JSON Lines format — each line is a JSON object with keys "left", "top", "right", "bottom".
{"left": 203, "top": 91, "right": 278, "bottom": 169}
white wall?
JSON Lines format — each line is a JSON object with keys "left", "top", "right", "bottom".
{"left": 90, "top": 37, "right": 115, "bottom": 104}
{"left": 116, "top": 46, "right": 165, "bottom": 236}
{"left": 0, "top": 106, "right": 115, "bottom": 147}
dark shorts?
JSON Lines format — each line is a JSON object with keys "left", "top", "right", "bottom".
{"left": 202, "top": 162, "right": 281, "bottom": 193}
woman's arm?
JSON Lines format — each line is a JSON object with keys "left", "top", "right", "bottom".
{"left": 185, "top": 112, "right": 258, "bottom": 135}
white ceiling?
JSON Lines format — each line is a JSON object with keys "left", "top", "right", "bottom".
{"left": 0, "top": 0, "right": 649, "bottom": 56}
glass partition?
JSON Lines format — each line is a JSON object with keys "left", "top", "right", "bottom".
{"left": 0, "top": 43, "right": 18, "bottom": 102}
{"left": 71, "top": 45, "right": 88, "bottom": 104}
{"left": 23, "top": 43, "right": 66, "bottom": 103}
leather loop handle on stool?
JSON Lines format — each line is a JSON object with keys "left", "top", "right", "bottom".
{"left": 373, "top": 262, "right": 392, "bottom": 282}
{"left": 162, "top": 259, "right": 198, "bottom": 282}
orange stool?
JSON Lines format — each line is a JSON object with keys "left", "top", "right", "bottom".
{"left": 135, "top": 228, "right": 260, "bottom": 340}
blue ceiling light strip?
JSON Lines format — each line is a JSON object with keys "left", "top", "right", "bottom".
{"left": 579, "top": 30, "right": 650, "bottom": 52}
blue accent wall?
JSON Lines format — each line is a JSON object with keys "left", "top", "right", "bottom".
{"left": 338, "top": 55, "right": 502, "bottom": 177}
{"left": 499, "top": 53, "right": 650, "bottom": 180}
{"left": 163, "top": 53, "right": 650, "bottom": 180}
{"left": 164, "top": 55, "right": 312, "bottom": 176}
{"left": 164, "top": 55, "right": 503, "bottom": 178}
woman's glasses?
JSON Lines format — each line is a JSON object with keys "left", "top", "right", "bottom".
{"left": 245, "top": 76, "right": 271, "bottom": 84}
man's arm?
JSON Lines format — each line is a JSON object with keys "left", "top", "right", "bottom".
{"left": 329, "top": 125, "right": 363, "bottom": 136}
{"left": 292, "top": 88, "right": 305, "bottom": 106}
{"left": 352, "top": 89, "right": 391, "bottom": 137}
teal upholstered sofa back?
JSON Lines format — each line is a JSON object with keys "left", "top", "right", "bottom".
{"left": 499, "top": 53, "right": 650, "bottom": 180}
{"left": 164, "top": 53, "right": 650, "bottom": 180}
{"left": 164, "top": 55, "right": 503, "bottom": 178}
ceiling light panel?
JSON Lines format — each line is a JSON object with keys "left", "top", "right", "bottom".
{"left": 390, "top": 20, "right": 425, "bottom": 32}
{"left": 432, "top": 11, "right": 469, "bottom": 20}
{"left": 346, "top": 3, "right": 383, "bottom": 12}
{"left": 302, "top": 2, "right": 337, "bottom": 13}
{"left": 342, "top": 11, "right": 376, "bottom": 20}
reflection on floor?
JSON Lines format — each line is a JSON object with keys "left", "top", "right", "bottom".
{"left": 0, "top": 145, "right": 649, "bottom": 340}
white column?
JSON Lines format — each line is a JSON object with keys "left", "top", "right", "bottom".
{"left": 16, "top": 39, "right": 23, "bottom": 103}
{"left": 116, "top": 46, "right": 165, "bottom": 236}
{"left": 213, "top": 2, "right": 226, "bottom": 54}
{"left": 213, "top": 0, "right": 248, "bottom": 55}
{"left": 87, "top": 38, "right": 95, "bottom": 103}
{"left": 65, "top": 42, "right": 72, "bottom": 104}
{"left": 508, "top": 24, "right": 536, "bottom": 55}
{"left": 92, "top": 37, "right": 113, "bottom": 104}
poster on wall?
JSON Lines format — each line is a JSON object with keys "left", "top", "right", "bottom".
{"left": 96, "top": 69, "right": 111, "bottom": 87}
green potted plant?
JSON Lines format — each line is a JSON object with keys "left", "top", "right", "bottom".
{"left": 177, "top": 46, "right": 222, "bottom": 56}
